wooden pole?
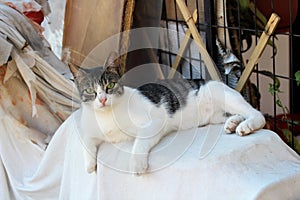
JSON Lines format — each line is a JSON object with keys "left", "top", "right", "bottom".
{"left": 235, "top": 13, "right": 280, "bottom": 92}
{"left": 176, "top": 0, "right": 221, "bottom": 81}
{"left": 168, "top": 10, "right": 198, "bottom": 79}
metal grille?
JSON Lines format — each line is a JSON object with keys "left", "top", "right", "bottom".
{"left": 159, "top": 0, "right": 300, "bottom": 153}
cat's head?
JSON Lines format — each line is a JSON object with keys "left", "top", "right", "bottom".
{"left": 70, "top": 52, "right": 124, "bottom": 110}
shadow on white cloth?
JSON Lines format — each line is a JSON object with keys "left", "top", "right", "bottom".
{"left": 1, "top": 109, "right": 300, "bottom": 200}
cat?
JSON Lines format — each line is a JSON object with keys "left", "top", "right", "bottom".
{"left": 70, "top": 52, "right": 266, "bottom": 175}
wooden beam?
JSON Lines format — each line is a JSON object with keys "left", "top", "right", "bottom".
{"left": 168, "top": 10, "right": 198, "bottom": 79}
{"left": 235, "top": 13, "right": 280, "bottom": 92}
{"left": 176, "top": 0, "right": 221, "bottom": 81}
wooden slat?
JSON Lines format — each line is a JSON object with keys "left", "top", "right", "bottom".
{"left": 176, "top": 0, "right": 221, "bottom": 81}
{"left": 235, "top": 13, "right": 280, "bottom": 92}
{"left": 168, "top": 10, "right": 198, "bottom": 79}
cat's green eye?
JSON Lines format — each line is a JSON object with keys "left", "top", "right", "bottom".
{"left": 85, "top": 88, "right": 95, "bottom": 94}
{"left": 107, "top": 82, "right": 115, "bottom": 89}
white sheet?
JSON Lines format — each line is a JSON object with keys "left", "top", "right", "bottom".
{"left": 1, "top": 108, "right": 300, "bottom": 200}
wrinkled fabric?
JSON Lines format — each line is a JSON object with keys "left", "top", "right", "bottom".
{"left": 0, "top": 35, "right": 12, "bottom": 65}
{"left": 0, "top": 0, "right": 43, "bottom": 14}
{"left": 0, "top": 3, "right": 70, "bottom": 75}
{"left": 1, "top": 112, "right": 300, "bottom": 200}
{"left": 0, "top": 3, "right": 80, "bottom": 139}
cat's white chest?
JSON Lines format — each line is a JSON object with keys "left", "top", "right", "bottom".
{"left": 95, "top": 111, "right": 133, "bottom": 143}
{"left": 80, "top": 105, "right": 133, "bottom": 143}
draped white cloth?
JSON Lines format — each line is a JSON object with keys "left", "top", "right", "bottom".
{"left": 1, "top": 2, "right": 300, "bottom": 200}
{"left": 1, "top": 108, "right": 300, "bottom": 200}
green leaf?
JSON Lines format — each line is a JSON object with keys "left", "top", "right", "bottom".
{"left": 269, "top": 83, "right": 275, "bottom": 95}
{"left": 276, "top": 99, "right": 283, "bottom": 108}
{"left": 239, "top": 0, "right": 250, "bottom": 10}
{"left": 295, "top": 71, "right": 300, "bottom": 86}
{"left": 249, "top": 2, "right": 267, "bottom": 26}
{"left": 281, "top": 128, "right": 300, "bottom": 154}
{"left": 282, "top": 129, "right": 293, "bottom": 141}
{"left": 268, "top": 81, "right": 281, "bottom": 95}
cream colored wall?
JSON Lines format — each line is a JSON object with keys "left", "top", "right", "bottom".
{"left": 243, "top": 35, "right": 290, "bottom": 115}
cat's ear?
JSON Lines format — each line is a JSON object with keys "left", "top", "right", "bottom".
{"left": 104, "top": 51, "right": 121, "bottom": 74}
{"left": 69, "top": 63, "right": 87, "bottom": 81}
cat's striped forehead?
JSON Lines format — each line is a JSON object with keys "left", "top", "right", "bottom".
{"left": 75, "top": 66, "right": 124, "bottom": 102}
{"left": 101, "top": 68, "right": 120, "bottom": 84}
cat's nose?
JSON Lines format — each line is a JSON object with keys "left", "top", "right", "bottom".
{"left": 99, "top": 97, "right": 107, "bottom": 105}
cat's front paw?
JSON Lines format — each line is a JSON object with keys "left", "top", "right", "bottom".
{"left": 224, "top": 115, "right": 245, "bottom": 133}
{"left": 86, "top": 159, "right": 97, "bottom": 173}
{"left": 129, "top": 154, "right": 149, "bottom": 176}
{"left": 84, "top": 151, "right": 97, "bottom": 173}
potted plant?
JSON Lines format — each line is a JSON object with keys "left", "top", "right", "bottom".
{"left": 263, "top": 70, "right": 300, "bottom": 154}
{"left": 255, "top": 0, "right": 298, "bottom": 33}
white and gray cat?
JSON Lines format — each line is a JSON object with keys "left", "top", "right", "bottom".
{"left": 70, "top": 52, "right": 266, "bottom": 175}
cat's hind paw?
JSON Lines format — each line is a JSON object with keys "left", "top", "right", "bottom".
{"left": 224, "top": 115, "right": 245, "bottom": 134}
